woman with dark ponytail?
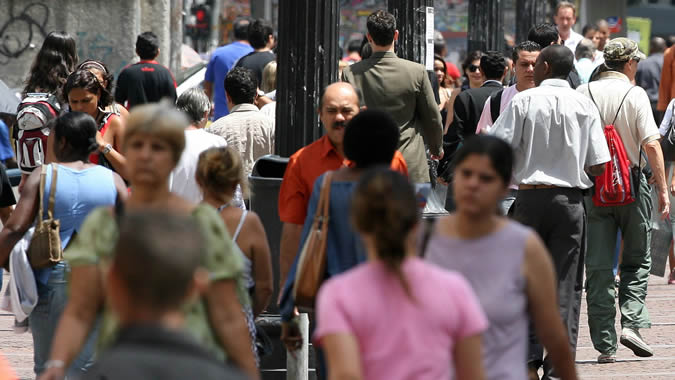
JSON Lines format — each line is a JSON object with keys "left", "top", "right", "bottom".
{"left": 0, "top": 112, "right": 127, "bottom": 377}
{"left": 313, "top": 168, "right": 487, "bottom": 380}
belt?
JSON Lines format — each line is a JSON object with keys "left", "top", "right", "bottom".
{"left": 518, "top": 184, "right": 559, "bottom": 190}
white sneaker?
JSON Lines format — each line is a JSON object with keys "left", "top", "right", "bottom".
{"left": 620, "top": 327, "right": 653, "bottom": 357}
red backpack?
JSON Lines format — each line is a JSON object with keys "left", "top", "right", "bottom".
{"left": 588, "top": 86, "right": 637, "bottom": 207}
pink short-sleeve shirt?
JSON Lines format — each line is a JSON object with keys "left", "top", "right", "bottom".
{"left": 314, "top": 257, "right": 487, "bottom": 380}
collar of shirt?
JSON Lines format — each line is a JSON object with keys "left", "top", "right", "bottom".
{"left": 318, "top": 135, "right": 347, "bottom": 163}
{"left": 229, "top": 103, "right": 260, "bottom": 113}
{"left": 370, "top": 51, "right": 397, "bottom": 59}
{"left": 482, "top": 80, "right": 503, "bottom": 87}
{"left": 597, "top": 71, "right": 630, "bottom": 82}
{"left": 539, "top": 78, "right": 571, "bottom": 88}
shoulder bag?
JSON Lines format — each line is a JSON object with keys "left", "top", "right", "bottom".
{"left": 292, "top": 171, "right": 333, "bottom": 309}
{"left": 27, "top": 165, "right": 62, "bottom": 269}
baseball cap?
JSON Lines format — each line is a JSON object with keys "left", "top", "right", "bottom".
{"left": 603, "top": 37, "right": 646, "bottom": 62}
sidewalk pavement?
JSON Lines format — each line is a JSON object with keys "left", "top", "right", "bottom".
{"left": 2, "top": 272, "right": 675, "bottom": 379}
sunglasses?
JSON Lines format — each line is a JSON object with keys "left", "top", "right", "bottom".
{"left": 468, "top": 64, "right": 481, "bottom": 73}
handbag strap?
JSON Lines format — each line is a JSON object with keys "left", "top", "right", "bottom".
{"left": 316, "top": 171, "right": 333, "bottom": 225}
{"left": 47, "top": 164, "right": 58, "bottom": 220}
{"left": 37, "top": 164, "right": 47, "bottom": 221}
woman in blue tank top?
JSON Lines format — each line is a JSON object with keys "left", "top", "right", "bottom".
{"left": 0, "top": 112, "right": 127, "bottom": 377}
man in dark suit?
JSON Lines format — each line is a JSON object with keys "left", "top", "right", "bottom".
{"left": 342, "top": 10, "right": 443, "bottom": 184}
{"left": 451, "top": 51, "right": 507, "bottom": 141}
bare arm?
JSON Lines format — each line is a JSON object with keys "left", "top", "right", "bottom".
{"left": 279, "top": 222, "right": 303, "bottom": 292}
{"left": 112, "top": 173, "right": 129, "bottom": 202}
{"left": 453, "top": 334, "right": 486, "bottom": 380}
{"left": 586, "top": 163, "right": 606, "bottom": 177}
{"left": 323, "top": 333, "right": 363, "bottom": 380}
{"left": 39, "top": 266, "right": 104, "bottom": 380}
{"left": 0, "top": 206, "right": 13, "bottom": 226}
{"left": 98, "top": 117, "right": 128, "bottom": 180}
{"left": 444, "top": 88, "right": 460, "bottom": 135}
{"left": 249, "top": 213, "right": 273, "bottom": 317}
{"left": 644, "top": 139, "right": 669, "bottom": 219}
{"left": 0, "top": 170, "right": 39, "bottom": 266}
{"left": 524, "top": 233, "right": 579, "bottom": 380}
{"left": 204, "top": 81, "right": 213, "bottom": 100}
{"left": 205, "top": 279, "right": 260, "bottom": 380}
{"left": 670, "top": 165, "right": 675, "bottom": 196}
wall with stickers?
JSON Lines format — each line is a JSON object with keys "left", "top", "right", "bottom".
{"left": 0, "top": 0, "right": 180, "bottom": 90}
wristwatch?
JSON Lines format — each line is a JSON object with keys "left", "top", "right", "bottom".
{"left": 101, "top": 143, "right": 113, "bottom": 155}
{"left": 44, "top": 359, "right": 65, "bottom": 369}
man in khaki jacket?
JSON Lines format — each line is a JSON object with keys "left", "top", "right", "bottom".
{"left": 341, "top": 10, "right": 443, "bottom": 183}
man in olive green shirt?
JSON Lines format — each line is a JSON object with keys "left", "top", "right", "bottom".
{"left": 342, "top": 10, "right": 444, "bottom": 183}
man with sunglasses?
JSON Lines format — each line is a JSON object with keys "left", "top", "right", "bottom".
{"left": 577, "top": 38, "right": 668, "bottom": 364}
{"left": 450, "top": 51, "right": 507, "bottom": 141}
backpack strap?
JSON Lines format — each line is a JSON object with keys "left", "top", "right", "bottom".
{"left": 37, "top": 165, "right": 47, "bottom": 221}
{"left": 490, "top": 89, "right": 504, "bottom": 124}
{"left": 587, "top": 84, "right": 635, "bottom": 126}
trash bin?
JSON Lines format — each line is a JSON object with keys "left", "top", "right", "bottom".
{"left": 249, "top": 155, "right": 289, "bottom": 314}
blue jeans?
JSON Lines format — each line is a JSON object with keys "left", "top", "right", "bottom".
{"left": 29, "top": 262, "right": 98, "bottom": 377}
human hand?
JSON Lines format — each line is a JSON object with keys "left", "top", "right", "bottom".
{"left": 430, "top": 149, "right": 444, "bottom": 161}
{"left": 659, "top": 190, "right": 670, "bottom": 220}
{"left": 281, "top": 320, "right": 303, "bottom": 353}
{"left": 37, "top": 366, "right": 65, "bottom": 380}
{"left": 670, "top": 181, "right": 675, "bottom": 197}
{"left": 95, "top": 131, "right": 105, "bottom": 150}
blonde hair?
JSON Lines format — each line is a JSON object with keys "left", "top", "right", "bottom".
{"left": 261, "top": 61, "right": 277, "bottom": 93}
{"left": 123, "top": 101, "right": 187, "bottom": 165}
{"left": 196, "top": 146, "right": 249, "bottom": 197}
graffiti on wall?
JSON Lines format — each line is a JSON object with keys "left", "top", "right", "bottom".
{"left": 0, "top": 1, "right": 49, "bottom": 64}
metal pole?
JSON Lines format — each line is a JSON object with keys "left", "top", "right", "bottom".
{"left": 275, "top": 0, "right": 339, "bottom": 157}
{"left": 286, "top": 313, "right": 310, "bottom": 380}
{"left": 209, "top": 0, "right": 222, "bottom": 51}
{"left": 467, "top": 0, "right": 505, "bottom": 52}
{"left": 515, "top": 0, "right": 549, "bottom": 44}
{"left": 387, "top": 0, "right": 432, "bottom": 64}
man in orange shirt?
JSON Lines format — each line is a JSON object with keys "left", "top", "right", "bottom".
{"left": 658, "top": 45, "right": 675, "bottom": 117}
{"left": 277, "top": 82, "right": 407, "bottom": 288}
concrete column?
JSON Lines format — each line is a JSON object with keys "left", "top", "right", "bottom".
{"left": 170, "top": 0, "right": 184, "bottom": 74}
{"left": 388, "top": 0, "right": 433, "bottom": 64}
{"left": 275, "top": 0, "right": 339, "bottom": 157}
{"left": 467, "top": 0, "right": 505, "bottom": 52}
{"left": 141, "top": 0, "right": 172, "bottom": 67}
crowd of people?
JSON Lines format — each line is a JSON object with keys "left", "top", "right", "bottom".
{"left": 1, "top": 2, "right": 675, "bottom": 380}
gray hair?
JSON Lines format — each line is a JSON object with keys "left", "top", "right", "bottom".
{"left": 575, "top": 38, "right": 596, "bottom": 61}
{"left": 176, "top": 87, "right": 211, "bottom": 124}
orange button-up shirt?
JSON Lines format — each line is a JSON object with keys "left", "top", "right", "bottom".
{"left": 278, "top": 135, "right": 408, "bottom": 224}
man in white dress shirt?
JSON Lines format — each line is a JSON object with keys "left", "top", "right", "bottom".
{"left": 555, "top": 1, "right": 584, "bottom": 55}
{"left": 490, "top": 45, "right": 610, "bottom": 380}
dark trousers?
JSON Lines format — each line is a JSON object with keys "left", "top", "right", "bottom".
{"left": 512, "top": 187, "right": 586, "bottom": 380}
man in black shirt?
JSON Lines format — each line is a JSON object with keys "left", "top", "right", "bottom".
{"left": 235, "top": 19, "right": 276, "bottom": 85}
{"left": 115, "top": 32, "right": 177, "bottom": 109}
{"left": 82, "top": 211, "right": 247, "bottom": 380}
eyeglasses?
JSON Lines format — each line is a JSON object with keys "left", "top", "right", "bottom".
{"left": 468, "top": 64, "right": 481, "bottom": 73}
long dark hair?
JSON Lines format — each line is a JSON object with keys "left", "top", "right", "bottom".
{"left": 77, "top": 60, "right": 115, "bottom": 107}
{"left": 63, "top": 69, "right": 112, "bottom": 110}
{"left": 352, "top": 168, "right": 418, "bottom": 300}
{"left": 23, "top": 32, "right": 78, "bottom": 100}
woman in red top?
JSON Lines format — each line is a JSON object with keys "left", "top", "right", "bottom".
{"left": 63, "top": 69, "right": 127, "bottom": 179}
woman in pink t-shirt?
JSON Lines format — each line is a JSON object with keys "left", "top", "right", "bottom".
{"left": 313, "top": 169, "right": 487, "bottom": 380}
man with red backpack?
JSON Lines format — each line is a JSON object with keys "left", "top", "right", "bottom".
{"left": 490, "top": 45, "right": 610, "bottom": 380}
{"left": 577, "top": 38, "right": 669, "bottom": 364}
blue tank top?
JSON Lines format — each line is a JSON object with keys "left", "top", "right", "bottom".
{"left": 42, "top": 163, "right": 117, "bottom": 248}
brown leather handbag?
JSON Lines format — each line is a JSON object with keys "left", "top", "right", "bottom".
{"left": 27, "top": 165, "right": 62, "bottom": 269}
{"left": 293, "top": 171, "right": 333, "bottom": 309}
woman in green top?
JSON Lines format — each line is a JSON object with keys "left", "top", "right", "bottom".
{"left": 38, "top": 102, "right": 259, "bottom": 380}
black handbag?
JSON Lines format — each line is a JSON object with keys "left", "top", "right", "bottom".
{"left": 660, "top": 102, "right": 675, "bottom": 161}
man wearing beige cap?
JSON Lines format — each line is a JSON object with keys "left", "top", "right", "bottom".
{"left": 578, "top": 38, "right": 669, "bottom": 364}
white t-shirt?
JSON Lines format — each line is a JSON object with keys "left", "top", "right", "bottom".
{"left": 659, "top": 98, "right": 675, "bottom": 136}
{"left": 563, "top": 29, "right": 584, "bottom": 56}
{"left": 169, "top": 129, "right": 227, "bottom": 203}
